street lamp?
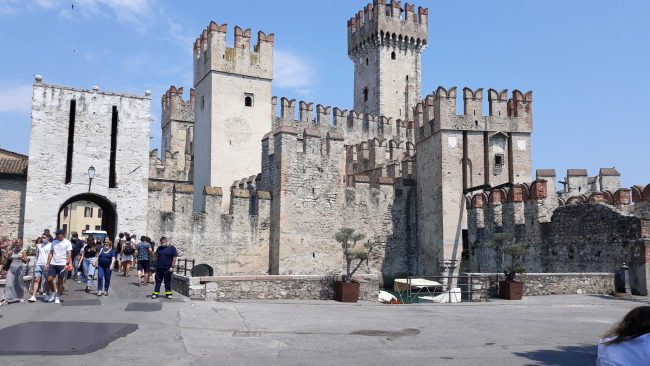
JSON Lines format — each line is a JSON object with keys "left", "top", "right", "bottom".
{"left": 88, "top": 165, "right": 96, "bottom": 192}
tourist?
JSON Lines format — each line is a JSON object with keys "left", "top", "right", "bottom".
{"left": 122, "top": 234, "right": 136, "bottom": 277}
{"left": 151, "top": 236, "right": 177, "bottom": 299}
{"left": 70, "top": 232, "right": 83, "bottom": 281}
{"left": 115, "top": 232, "right": 125, "bottom": 271}
{"left": 80, "top": 237, "right": 98, "bottom": 293}
{"left": 96, "top": 239, "right": 116, "bottom": 296}
{"left": 597, "top": 306, "right": 650, "bottom": 365}
{"left": 1, "top": 240, "right": 28, "bottom": 304}
{"left": 136, "top": 236, "right": 152, "bottom": 286}
{"left": 149, "top": 240, "right": 157, "bottom": 275}
{"left": 44, "top": 229, "right": 72, "bottom": 304}
{"left": 28, "top": 234, "right": 51, "bottom": 302}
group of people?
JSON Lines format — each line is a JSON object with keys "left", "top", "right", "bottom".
{"left": 1, "top": 229, "right": 178, "bottom": 304}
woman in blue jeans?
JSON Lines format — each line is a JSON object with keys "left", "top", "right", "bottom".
{"left": 96, "top": 238, "right": 116, "bottom": 296}
{"left": 80, "top": 237, "right": 98, "bottom": 292}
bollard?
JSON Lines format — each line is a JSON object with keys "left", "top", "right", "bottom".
{"left": 614, "top": 263, "right": 630, "bottom": 293}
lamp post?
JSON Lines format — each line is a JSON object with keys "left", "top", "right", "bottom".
{"left": 88, "top": 165, "right": 96, "bottom": 192}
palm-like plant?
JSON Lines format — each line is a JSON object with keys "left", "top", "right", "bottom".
{"left": 334, "top": 228, "right": 373, "bottom": 284}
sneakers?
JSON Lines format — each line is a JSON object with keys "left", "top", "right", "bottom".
{"left": 28, "top": 296, "right": 36, "bottom": 303}
{"left": 166, "top": 294, "right": 173, "bottom": 299}
{"left": 54, "top": 297, "right": 60, "bottom": 304}
{"left": 96, "top": 291, "right": 103, "bottom": 296}
{"left": 151, "top": 294, "right": 158, "bottom": 299}
{"left": 46, "top": 293, "right": 56, "bottom": 303}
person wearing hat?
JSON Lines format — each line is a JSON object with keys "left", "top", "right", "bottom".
{"left": 44, "top": 229, "right": 72, "bottom": 304}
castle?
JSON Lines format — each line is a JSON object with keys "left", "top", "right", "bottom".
{"left": 7, "top": 1, "right": 649, "bottom": 292}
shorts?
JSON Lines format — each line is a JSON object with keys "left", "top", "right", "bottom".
{"left": 122, "top": 254, "right": 134, "bottom": 262}
{"left": 138, "top": 260, "right": 150, "bottom": 272}
{"left": 47, "top": 265, "right": 67, "bottom": 278}
{"left": 34, "top": 264, "right": 46, "bottom": 278}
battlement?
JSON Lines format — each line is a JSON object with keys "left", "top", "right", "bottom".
{"left": 348, "top": 0, "right": 428, "bottom": 57}
{"left": 538, "top": 167, "right": 622, "bottom": 198}
{"left": 415, "top": 86, "right": 533, "bottom": 141}
{"left": 193, "top": 21, "right": 274, "bottom": 85}
{"left": 271, "top": 96, "right": 414, "bottom": 146}
{"left": 161, "top": 85, "right": 195, "bottom": 129}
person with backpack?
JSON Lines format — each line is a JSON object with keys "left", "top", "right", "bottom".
{"left": 135, "top": 236, "right": 152, "bottom": 286}
{"left": 151, "top": 237, "right": 177, "bottom": 300}
{"left": 121, "top": 234, "right": 136, "bottom": 278}
{"left": 114, "top": 233, "right": 125, "bottom": 271}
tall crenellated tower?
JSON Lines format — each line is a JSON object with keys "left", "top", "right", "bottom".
{"left": 161, "top": 85, "right": 195, "bottom": 180}
{"left": 348, "top": 0, "right": 428, "bottom": 120}
{"left": 192, "top": 22, "right": 274, "bottom": 211}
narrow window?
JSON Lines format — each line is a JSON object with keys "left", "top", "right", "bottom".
{"left": 63, "top": 206, "right": 69, "bottom": 217}
{"left": 95, "top": 225, "right": 101, "bottom": 230}
{"left": 85, "top": 224, "right": 90, "bottom": 231}
{"left": 365, "top": 58, "right": 369, "bottom": 66}
{"left": 65, "top": 100, "right": 76, "bottom": 184}
{"left": 493, "top": 153, "right": 504, "bottom": 176}
{"left": 84, "top": 207, "right": 91, "bottom": 217}
{"left": 363, "top": 87, "right": 368, "bottom": 102}
{"left": 98, "top": 208, "right": 102, "bottom": 218}
{"left": 62, "top": 224, "right": 67, "bottom": 234}
{"left": 244, "top": 93, "right": 254, "bottom": 107}
{"left": 109, "top": 106, "right": 118, "bottom": 188}
{"left": 391, "top": 51, "right": 396, "bottom": 60}
{"left": 201, "top": 96, "right": 205, "bottom": 111}
{"left": 203, "top": 50, "right": 207, "bottom": 64}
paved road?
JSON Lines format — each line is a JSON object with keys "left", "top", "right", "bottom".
{"left": 0, "top": 273, "right": 646, "bottom": 365}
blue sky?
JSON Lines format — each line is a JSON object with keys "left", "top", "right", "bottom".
{"left": 0, "top": 0, "right": 647, "bottom": 186}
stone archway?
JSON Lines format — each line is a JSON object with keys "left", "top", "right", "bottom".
{"left": 57, "top": 193, "right": 118, "bottom": 241}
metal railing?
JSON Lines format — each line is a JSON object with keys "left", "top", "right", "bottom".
{"left": 394, "top": 275, "right": 487, "bottom": 304}
{"left": 175, "top": 258, "right": 195, "bottom": 276}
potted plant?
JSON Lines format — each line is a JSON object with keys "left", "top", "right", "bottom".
{"left": 333, "top": 228, "right": 374, "bottom": 303}
{"left": 490, "top": 233, "right": 527, "bottom": 300}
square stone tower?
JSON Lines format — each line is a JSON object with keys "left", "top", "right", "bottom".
{"left": 348, "top": 0, "right": 428, "bottom": 120}
{"left": 24, "top": 77, "right": 151, "bottom": 240}
{"left": 192, "top": 22, "right": 274, "bottom": 211}
{"left": 415, "top": 87, "right": 533, "bottom": 276}
{"left": 160, "top": 85, "right": 195, "bottom": 181}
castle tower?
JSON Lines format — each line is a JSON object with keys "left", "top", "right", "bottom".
{"left": 192, "top": 22, "right": 274, "bottom": 211}
{"left": 161, "top": 85, "right": 195, "bottom": 181}
{"left": 348, "top": 1, "right": 428, "bottom": 120}
{"left": 415, "top": 87, "right": 533, "bottom": 277}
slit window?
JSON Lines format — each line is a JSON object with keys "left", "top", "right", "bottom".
{"left": 65, "top": 100, "right": 76, "bottom": 184}
{"left": 244, "top": 93, "right": 254, "bottom": 107}
{"left": 109, "top": 106, "right": 118, "bottom": 188}
{"left": 365, "top": 58, "right": 369, "bottom": 66}
{"left": 98, "top": 208, "right": 102, "bottom": 218}
{"left": 391, "top": 51, "right": 396, "bottom": 60}
{"left": 363, "top": 87, "right": 368, "bottom": 102}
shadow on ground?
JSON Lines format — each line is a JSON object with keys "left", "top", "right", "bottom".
{"left": 514, "top": 344, "right": 596, "bottom": 366}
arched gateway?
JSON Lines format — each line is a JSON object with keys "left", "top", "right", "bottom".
{"left": 57, "top": 193, "right": 118, "bottom": 240}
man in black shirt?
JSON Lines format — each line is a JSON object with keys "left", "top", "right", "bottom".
{"left": 70, "top": 232, "right": 84, "bottom": 281}
{"left": 151, "top": 237, "right": 177, "bottom": 299}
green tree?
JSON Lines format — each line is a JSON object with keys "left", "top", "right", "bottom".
{"left": 334, "top": 228, "right": 374, "bottom": 284}
{"left": 489, "top": 232, "right": 527, "bottom": 282}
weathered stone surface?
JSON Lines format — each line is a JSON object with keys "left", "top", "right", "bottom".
{"left": 172, "top": 274, "right": 378, "bottom": 301}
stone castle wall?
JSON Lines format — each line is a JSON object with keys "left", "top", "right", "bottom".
{"left": 0, "top": 175, "right": 26, "bottom": 239}
{"left": 467, "top": 179, "right": 648, "bottom": 275}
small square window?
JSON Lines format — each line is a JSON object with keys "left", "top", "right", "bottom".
{"left": 494, "top": 154, "right": 504, "bottom": 166}
{"left": 244, "top": 93, "right": 254, "bottom": 107}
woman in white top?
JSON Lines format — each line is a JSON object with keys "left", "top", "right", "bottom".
{"left": 597, "top": 306, "right": 650, "bottom": 365}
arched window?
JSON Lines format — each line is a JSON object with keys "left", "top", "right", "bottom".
{"left": 363, "top": 87, "right": 368, "bottom": 102}
{"left": 244, "top": 93, "right": 254, "bottom": 107}
{"left": 391, "top": 51, "right": 396, "bottom": 60}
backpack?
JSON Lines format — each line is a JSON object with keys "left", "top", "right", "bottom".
{"left": 123, "top": 242, "right": 135, "bottom": 255}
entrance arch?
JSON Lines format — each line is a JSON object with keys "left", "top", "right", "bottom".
{"left": 57, "top": 193, "right": 117, "bottom": 240}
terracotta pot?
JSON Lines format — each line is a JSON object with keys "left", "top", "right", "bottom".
{"left": 499, "top": 281, "right": 524, "bottom": 300}
{"left": 334, "top": 280, "right": 360, "bottom": 303}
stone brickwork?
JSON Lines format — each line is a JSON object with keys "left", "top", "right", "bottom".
{"left": 24, "top": 78, "right": 151, "bottom": 240}
{"left": 467, "top": 180, "right": 649, "bottom": 277}
{"left": 464, "top": 273, "right": 614, "bottom": 299}
{"left": 172, "top": 273, "right": 379, "bottom": 301}
{"left": 192, "top": 22, "right": 274, "bottom": 212}
{"left": 416, "top": 87, "right": 533, "bottom": 276}
{"left": 0, "top": 176, "right": 26, "bottom": 239}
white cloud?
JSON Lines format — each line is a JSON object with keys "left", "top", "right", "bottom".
{"left": 0, "top": 82, "right": 33, "bottom": 113}
{"left": 274, "top": 49, "right": 316, "bottom": 97}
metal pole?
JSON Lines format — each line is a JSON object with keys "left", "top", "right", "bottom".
{"left": 621, "top": 263, "right": 630, "bottom": 294}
